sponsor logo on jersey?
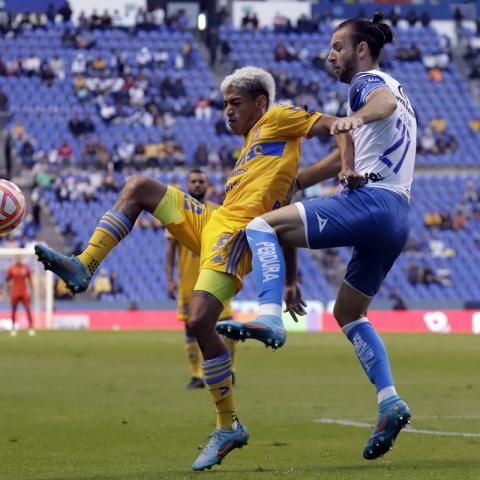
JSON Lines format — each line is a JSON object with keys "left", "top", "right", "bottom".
{"left": 363, "top": 171, "right": 386, "bottom": 183}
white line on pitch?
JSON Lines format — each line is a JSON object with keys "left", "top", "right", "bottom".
{"left": 314, "top": 418, "right": 480, "bottom": 438}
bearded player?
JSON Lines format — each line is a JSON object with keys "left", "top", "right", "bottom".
{"left": 35, "top": 66, "right": 352, "bottom": 470}
{"left": 219, "top": 12, "right": 415, "bottom": 461}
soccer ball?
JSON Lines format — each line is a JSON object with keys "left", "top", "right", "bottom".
{"left": 0, "top": 179, "right": 26, "bottom": 235}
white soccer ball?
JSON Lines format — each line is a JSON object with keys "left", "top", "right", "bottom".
{"left": 0, "top": 179, "right": 26, "bottom": 235}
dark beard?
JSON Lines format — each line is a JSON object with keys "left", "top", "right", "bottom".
{"left": 190, "top": 192, "right": 206, "bottom": 202}
{"left": 339, "top": 53, "right": 358, "bottom": 84}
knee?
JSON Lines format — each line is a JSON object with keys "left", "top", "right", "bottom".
{"left": 187, "top": 313, "right": 208, "bottom": 338}
{"left": 333, "top": 300, "right": 368, "bottom": 327}
{"left": 246, "top": 216, "right": 275, "bottom": 235}
{"left": 123, "top": 175, "right": 149, "bottom": 199}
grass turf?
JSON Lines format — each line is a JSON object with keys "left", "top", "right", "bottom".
{"left": 0, "top": 331, "right": 479, "bottom": 480}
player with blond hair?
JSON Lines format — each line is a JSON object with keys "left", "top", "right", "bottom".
{"left": 35, "top": 66, "right": 352, "bottom": 470}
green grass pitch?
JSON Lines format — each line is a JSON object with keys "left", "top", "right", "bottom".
{"left": 1, "top": 331, "right": 479, "bottom": 479}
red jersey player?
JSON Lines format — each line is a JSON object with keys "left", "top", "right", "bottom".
{"left": 5, "top": 256, "right": 34, "bottom": 336}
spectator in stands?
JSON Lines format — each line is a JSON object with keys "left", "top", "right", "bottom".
{"left": 194, "top": 96, "right": 212, "bottom": 122}
{"left": 436, "top": 265, "right": 452, "bottom": 287}
{"left": 58, "top": 140, "right": 73, "bottom": 166}
{"left": 193, "top": 143, "right": 208, "bottom": 167}
{"left": 424, "top": 211, "right": 442, "bottom": 229}
{"left": 429, "top": 238, "right": 455, "bottom": 258}
{"left": 133, "top": 142, "right": 146, "bottom": 168}
{"left": 389, "top": 288, "right": 407, "bottom": 311}
{"left": 0, "top": 87, "right": 8, "bottom": 111}
{"left": 273, "top": 12, "right": 291, "bottom": 33}
{"left": 274, "top": 41, "right": 297, "bottom": 61}
{"left": 407, "top": 263, "right": 422, "bottom": 286}
{"left": 323, "top": 91, "right": 341, "bottom": 116}
{"left": 20, "top": 137, "right": 36, "bottom": 168}
{"left": 172, "top": 143, "right": 186, "bottom": 167}
{"left": 218, "top": 144, "right": 234, "bottom": 169}
{"left": 145, "top": 138, "right": 161, "bottom": 168}
{"left": 435, "top": 132, "right": 458, "bottom": 154}
{"left": 49, "top": 56, "right": 65, "bottom": 80}
{"left": 93, "top": 269, "right": 112, "bottom": 299}
{"left": 95, "top": 141, "right": 110, "bottom": 169}
{"left": 40, "top": 60, "right": 55, "bottom": 86}
{"left": 71, "top": 53, "right": 87, "bottom": 75}
{"left": 462, "top": 181, "right": 479, "bottom": 204}
{"left": 419, "top": 128, "right": 437, "bottom": 154}
{"left": 171, "top": 77, "right": 186, "bottom": 98}
{"left": 452, "top": 209, "right": 467, "bottom": 230}
{"left": 387, "top": 7, "right": 401, "bottom": 27}
{"left": 241, "top": 12, "right": 259, "bottom": 30}
{"left": 439, "top": 211, "right": 453, "bottom": 230}
{"left": 22, "top": 53, "right": 41, "bottom": 77}
{"left": 136, "top": 47, "right": 153, "bottom": 68}
{"left": 215, "top": 115, "right": 230, "bottom": 135}
{"left": 420, "top": 11, "right": 432, "bottom": 28}
{"left": 405, "top": 9, "right": 418, "bottom": 27}
{"left": 110, "top": 271, "right": 123, "bottom": 295}
{"left": 395, "top": 43, "right": 421, "bottom": 62}
{"left": 75, "top": 29, "right": 96, "bottom": 50}
{"left": 93, "top": 55, "right": 107, "bottom": 71}
{"left": 58, "top": 1, "right": 73, "bottom": 22}
{"left": 421, "top": 266, "right": 438, "bottom": 285}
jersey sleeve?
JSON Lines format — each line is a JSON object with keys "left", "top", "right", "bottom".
{"left": 6, "top": 266, "right": 12, "bottom": 280}
{"left": 273, "top": 105, "right": 322, "bottom": 138}
{"left": 349, "top": 73, "right": 387, "bottom": 112}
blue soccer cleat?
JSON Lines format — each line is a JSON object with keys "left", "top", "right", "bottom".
{"left": 216, "top": 315, "right": 286, "bottom": 350}
{"left": 192, "top": 422, "right": 249, "bottom": 471}
{"left": 34, "top": 244, "right": 91, "bottom": 294}
{"left": 363, "top": 396, "right": 411, "bottom": 460}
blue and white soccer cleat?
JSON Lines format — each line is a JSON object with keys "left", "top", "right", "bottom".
{"left": 216, "top": 315, "right": 286, "bottom": 350}
{"left": 363, "top": 396, "right": 411, "bottom": 460}
{"left": 192, "top": 422, "right": 249, "bottom": 471}
{"left": 34, "top": 244, "right": 91, "bottom": 294}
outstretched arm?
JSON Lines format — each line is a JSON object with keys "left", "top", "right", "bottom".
{"left": 330, "top": 87, "right": 397, "bottom": 134}
{"left": 296, "top": 148, "right": 341, "bottom": 190}
{"left": 306, "top": 115, "right": 358, "bottom": 189}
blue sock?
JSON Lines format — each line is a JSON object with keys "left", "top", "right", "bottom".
{"left": 343, "top": 318, "right": 395, "bottom": 393}
{"left": 246, "top": 217, "right": 285, "bottom": 316}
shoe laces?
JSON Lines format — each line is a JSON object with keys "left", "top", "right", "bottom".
{"left": 200, "top": 430, "right": 230, "bottom": 456}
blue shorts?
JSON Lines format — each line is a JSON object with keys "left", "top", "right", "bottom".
{"left": 297, "top": 187, "right": 411, "bottom": 297}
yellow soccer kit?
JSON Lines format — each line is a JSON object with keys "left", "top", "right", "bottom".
{"left": 166, "top": 201, "right": 233, "bottom": 321}
{"left": 156, "top": 104, "right": 322, "bottom": 296}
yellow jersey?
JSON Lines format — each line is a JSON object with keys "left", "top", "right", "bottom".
{"left": 221, "top": 104, "right": 322, "bottom": 221}
{"left": 161, "top": 104, "right": 322, "bottom": 292}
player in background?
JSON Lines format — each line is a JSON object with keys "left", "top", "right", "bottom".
{"left": 166, "top": 169, "right": 237, "bottom": 389}
{"left": 219, "top": 12, "right": 415, "bottom": 461}
{"left": 4, "top": 256, "right": 34, "bottom": 336}
{"left": 34, "top": 66, "right": 353, "bottom": 470}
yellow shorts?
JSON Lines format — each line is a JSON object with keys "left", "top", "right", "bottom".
{"left": 154, "top": 186, "right": 252, "bottom": 293}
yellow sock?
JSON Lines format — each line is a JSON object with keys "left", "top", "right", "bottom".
{"left": 203, "top": 353, "right": 236, "bottom": 431}
{"left": 225, "top": 338, "right": 236, "bottom": 373}
{"left": 185, "top": 336, "right": 203, "bottom": 378}
{"left": 78, "top": 210, "right": 133, "bottom": 275}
